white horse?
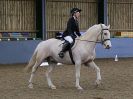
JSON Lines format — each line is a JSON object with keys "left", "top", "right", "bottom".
{"left": 25, "top": 24, "right": 111, "bottom": 90}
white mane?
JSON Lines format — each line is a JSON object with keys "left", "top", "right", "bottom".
{"left": 86, "top": 24, "right": 99, "bottom": 33}
{"left": 80, "top": 24, "right": 101, "bottom": 40}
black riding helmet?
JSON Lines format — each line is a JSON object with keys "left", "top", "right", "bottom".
{"left": 70, "top": 8, "right": 82, "bottom": 16}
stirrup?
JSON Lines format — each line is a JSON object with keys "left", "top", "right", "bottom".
{"left": 58, "top": 52, "right": 64, "bottom": 58}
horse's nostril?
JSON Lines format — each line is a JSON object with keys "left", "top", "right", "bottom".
{"left": 106, "top": 45, "right": 110, "bottom": 49}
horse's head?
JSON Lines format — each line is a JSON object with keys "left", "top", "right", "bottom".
{"left": 79, "top": 24, "right": 111, "bottom": 49}
{"left": 97, "top": 24, "right": 112, "bottom": 49}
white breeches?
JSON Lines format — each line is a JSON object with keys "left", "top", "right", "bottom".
{"left": 64, "top": 36, "right": 73, "bottom": 43}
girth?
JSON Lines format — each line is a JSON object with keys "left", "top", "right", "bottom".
{"left": 69, "top": 49, "right": 75, "bottom": 64}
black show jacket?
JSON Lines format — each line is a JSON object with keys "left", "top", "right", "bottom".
{"left": 63, "top": 17, "right": 81, "bottom": 38}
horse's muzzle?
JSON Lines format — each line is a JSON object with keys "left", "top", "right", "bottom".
{"left": 105, "top": 45, "right": 111, "bottom": 49}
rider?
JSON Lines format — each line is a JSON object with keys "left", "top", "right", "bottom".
{"left": 58, "top": 8, "right": 82, "bottom": 58}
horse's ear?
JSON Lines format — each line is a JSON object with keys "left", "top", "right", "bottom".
{"left": 107, "top": 24, "right": 110, "bottom": 29}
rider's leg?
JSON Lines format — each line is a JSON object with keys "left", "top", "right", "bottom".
{"left": 58, "top": 41, "right": 70, "bottom": 58}
{"left": 58, "top": 36, "right": 73, "bottom": 58}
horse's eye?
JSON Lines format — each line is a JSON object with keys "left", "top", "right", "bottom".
{"left": 104, "top": 33, "right": 107, "bottom": 35}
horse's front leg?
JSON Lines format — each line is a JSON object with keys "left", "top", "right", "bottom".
{"left": 88, "top": 61, "right": 101, "bottom": 86}
{"left": 75, "top": 63, "right": 83, "bottom": 90}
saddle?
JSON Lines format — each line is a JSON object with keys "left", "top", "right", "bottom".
{"left": 55, "top": 32, "right": 75, "bottom": 64}
{"left": 55, "top": 32, "right": 64, "bottom": 40}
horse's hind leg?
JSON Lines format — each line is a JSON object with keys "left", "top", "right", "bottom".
{"left": 87, "top": 61, "right": 101, "bottom": 86}
{"left": 28, "top": 60, "right": 42, "bottom": 89}
{"left": 45, "top": 64, "right": 56, "bottom": 89}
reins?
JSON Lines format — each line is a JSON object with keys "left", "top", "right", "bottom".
{"left": 76, "top": 24, "right": 110, "bottom": 44}
{"left": 76, "top": 38, "right": 101, "bottom": 43}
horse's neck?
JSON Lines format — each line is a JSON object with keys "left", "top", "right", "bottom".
{"left": 86, "top": 33, "right": 98, "bottom": 41}
{"left": 79, "top": 27, "right": 101, "bottom": 51}
{"left": 80, "top": 33, "right": 99, "bottom": 46}
{"left": 81, "top": 28, "right": 100, "bottom": 42}
{"left": 75, "top": 37, "right": 96, "bottom": 52}
{"left": 83, "top": 39, "right": 96, "bottom": 51}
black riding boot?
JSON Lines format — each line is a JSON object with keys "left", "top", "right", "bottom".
{"left": 58, "top": 41, "right": 70, "bottom": 58}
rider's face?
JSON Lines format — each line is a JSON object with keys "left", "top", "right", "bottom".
{"left": 75, "top": 12, "right": 80, "bottom": 19}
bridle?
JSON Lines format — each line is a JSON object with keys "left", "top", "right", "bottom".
{"left": 76, "top": 24, "right": 110, "bottom": 45}
{"left": 100, "top": 29, "right": 110, "bottom": 45}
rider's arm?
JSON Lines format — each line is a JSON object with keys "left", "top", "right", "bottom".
{"left": 67, "top": 18, "right": 73, "bottom": 34}
{"left": 75, "top": 25, "right": 81, "bottom": 37}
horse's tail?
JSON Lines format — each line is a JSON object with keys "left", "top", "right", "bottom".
{"left": 24, "top": 49, "right": 37, "bottom": 72}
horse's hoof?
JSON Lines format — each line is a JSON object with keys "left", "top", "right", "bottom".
{"left": 95, "top": 80, "right": 101, "bottom": 87}
{"left": 50, "top": 85, "right": 56, "bottom": 89}
{"left": 76, "top": 86, "right": 83, "bottom": 90}
{"left": 28, "top": 83, "right": 33, "bottom": 89}
{"left": 78, "top": 88, "right": 84, "bottom": 92}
